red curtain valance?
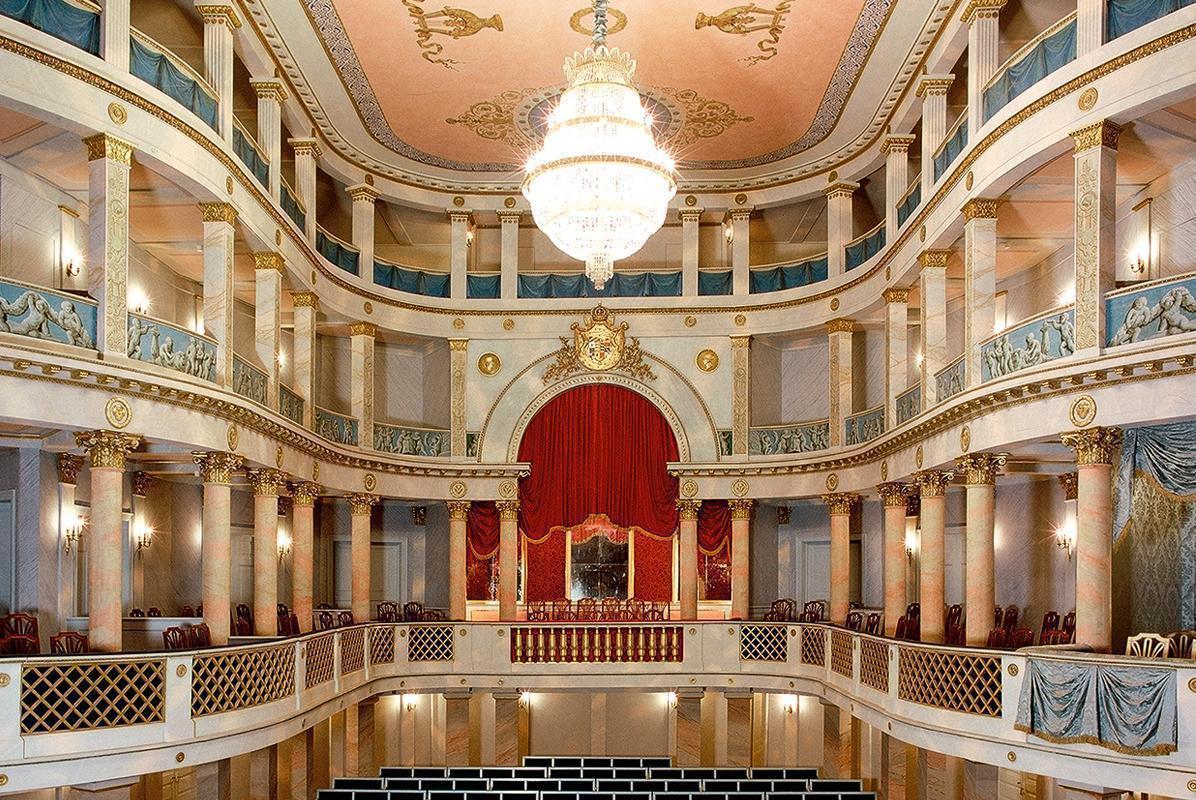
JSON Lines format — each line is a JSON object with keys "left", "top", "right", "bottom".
{"left": 698, "top": 500, "right": 731, "bottom": 556}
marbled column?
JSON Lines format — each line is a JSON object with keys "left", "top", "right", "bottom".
{"left": 964, "top": 0, "right": 1006, "bottom": 138}
{"left": 497, "top": 500, "right": 520, "bottom": 621}
{"left": 730, "top": 336, "right": 751, "bottom": 457}
{"left": 827, "top": 319, "right": 856, "bottom": 448}
{"left": 447, "top": 501, "right": 470, "bottom": 621}
{"left": 728, "top": 208, "right": 752, "bottom": 295}
{"left": 194, "top": 452, "right": 242, "bottom": 645}
{"left": 914, "top": 470, "right": 953, "bottom": 643}
{"left": 1071, "top": 121, "right": 1122, "bottom": 353}
{"left": 877, "top": 482, "right": 910, "bottom": 637}
{"left": 825, "top": 182, "right": 859, "bottom": 278}
{"left": 957, "top": 453, "right": 1007, "bottom": 645}
{"left": 350, "top": 322, "right": 376, "bottom": 446}
{"left": 1076, "top": 0, "right": 1107, "bottom": 55}
{"left": 1062, "top": 427, "right": 1122, "bottom": 652}
{"left": 101, "top": 0, "right": 130, "bottom": 70}
{"left": 251, "top": 80, "right": 286, "bottom": 200}
{"left": 963, "top": 199, "right": 998, "bottom": 387}
{"left": 680, "top": 209, "right": 703, "bottom": 297}
{"left": 729, "top": 499, "right": 754, "bottom": 620}
{"left": 254, "top": 252, "right": 283, "bottom": 409}
{"left": 290, "top": 482, "right": 320, "bottom": 633}
{"left": 822, "top": 493, "right": 858, "bottom": 625}
{"left": 199, "top": 3, "right": 239, "bottom": 141}
{"left": 919, "top": 250, "right": 949, "bottom": 405}
{"left": 916, "top": 75, "right": 953, "bottom": 197}
{"left": 84, "top": 134, "right": 132, "bottom": 358}
{"left": 76, "top": 430, "right": 140, "bottom": 652}
{"left": 348, "top": 184, "right": 380, "bottom": 273}
{"left": 248, "top": 469, "right": 286, "bottom": 636}
{"left": 883, "top": 288, "right": 909, "bottom": 429}
{"left": 677, "top": 500, "right": 701, "bottom": 620}
{"left": 290, "top": 291, "right": 318, "bottom": 428}
{"left": 449, "top": 339, "right": 468, "bottom": 458}
{"left": 287, "top": 138, "right": 321, "bottom": 242}
{"left": 498, "top": 211, "right": 521, "bottom": 299}
{"left": 348, "top": 493, "right": 379, "bottom": 623}
{"left": 200, "top": 202, "right": 237, "bottom": 387}
{"left": 882, "top": 135, "right": 916, "bottom": 236}
{"left": 449, "top": 210, "right": 472, "bottom": 300}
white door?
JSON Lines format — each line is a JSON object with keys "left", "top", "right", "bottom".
{"left": 333, "top": 540, "right": 351, "bottom": 607}
{"left": 370, "top": 541, "right": 405, "bottom": 604}
{"left": 801, "top": 541, "right": 831, "bottom": 606}
{"left": 945, "top": 527, "right": 965, "bottom": 607}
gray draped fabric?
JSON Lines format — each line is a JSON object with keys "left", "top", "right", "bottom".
{"left": 1015, "top": 658, "right": 1177, "bottom": 755}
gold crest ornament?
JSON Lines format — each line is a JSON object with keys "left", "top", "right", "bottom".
{"left": 477, "top": 352, "right": 502, "bottom": 376}
{"left": 696, "top": 349, "right": 720, "bottom": 373}
{"left": 543, "top": 306, "right": 656, "bottom": 383}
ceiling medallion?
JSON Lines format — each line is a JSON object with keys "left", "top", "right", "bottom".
{"left": 107, "top": 103, "right": 127, "bottom": 125}
{"left": 477, "top": 352, "right": 502, "bottom": 376}
{"left": 1069, "top": 395, "right": 1097, "bottom": 427}
{"left": 104, "top": 396, "right": 132, "bottom": 429}
{"left": 570, "top": 4, "right": 627, "bottom": 36}
{"left": 522, "top": 0, "right": 676, "bottom": 290}
{"left": 543, "top": 305, "right": 656, "bottom": 384}
{"left": 696, "top": 349, "right": 720, "bottom": 373}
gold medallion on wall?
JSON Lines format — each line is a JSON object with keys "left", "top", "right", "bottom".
{"left": 312, "top": 462, "right": 320, "bottom": 481}
{"left": 734, "top": 314, "right": 747, "bottom": 327}
{"left": 452, "top": 318, "right": 465, "bottom": 330}
{"left": 499, "top": 480, "right": 517, "bottom": 499}
{"left": 502, "top": 318, "right": 515, "bottom": 331}
{"left": 477, "top": 352, "right": 502, "bottom": 376}
{"left": 275, "top": 229, "right": 282, "bottom": 246}
{"left": 960, "top": 425, "right": 971, "bottom": 453}
{"left": 1069, "top": 395, "right": 1097, "bottom": 427}
{"left": 880, "top": 461, "right": 888, "bottom": 481}
{"left": 363, "top": 472, "right": 377, "bottom": 492}
{"left": 915, "top": 445, "right": 924, "bottom": 469}
{"left": 695, "top": 349, "right": 719, "bottom": 373}
{"left": 363, "top": 301, "right": 373, "bottom": 315}
{"left": 684, "top": 315, "right": 697, "bottom": 328}
{"left": 825, "top": 473, "right": 838, "bottom": 491}
{"left": 1078, "top": 87, "right": 1098, "bottom": 111}
{"left": 225, "top": 177, "right": 234, "bottom": 195}
{"left": 104, "top": 396, "right": 132, "bottom": 429}
{"left": 680, "top": 479, "right": 698, "bottom": 499}
{"left": 275, "top": 445, "right": 284, "bottom": 468}
{"left": 107, "top": 102, "right": 127, "bottom": 125}
{"left": 829, "top": 298, "right": 840, "bottom": 311}
{"left": 731, "top": 478, "right": 749, "bottom": 497}
{"left": 226, "top": 423, "right": 239, "bottom": 451}
{"left": 449, "top": 480, "right": 467, "bottom": 499}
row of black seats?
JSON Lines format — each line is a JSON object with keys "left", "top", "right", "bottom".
{"left": 319, "top": 793, "right": 871, "bottom": 800}
{"left": 524, "top": 758, "right": 674, "bottom": 768}
{"left": 375, "top": 768, "right": 821, "bottom": 781}
{"left": 359, "top": 779, "right": 827, "bottom": 792}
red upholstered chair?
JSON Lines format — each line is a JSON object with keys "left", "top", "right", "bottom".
{"left": 147, "top": 607, "right": 162, "bottom": 617}
{"left": 575, "top": 597, "right": 597, "bottom": 621}
{"left": 1061, "top": 611, "right": 1076, "bottom": 637}
{"left": 233, "top": 604, "right": 253, "bottom": 635}
{"left": 946, "top": 623, "right": 966, "bottom": 646}
{"left": 895, "top": 616, "right": 909, "bottom": 641}
{"left": 1010, "top": 628, "right": 1035, "bottom": 649}
{"left": 800, "top": 600, "right": 826, "bottom": 622}
{"left": 1002, "top": 605, "right": 1020, "bottom": 634}
{"left": 1039, "top": 611, "right": 1060, "bottom": 644}
{"left": 600, "top": 597, "right": 621, "bottom": 621}
{"left": 986, "top": 627, "right": 1008, "bottom": 649}
{"left": 845, "top": 611, "right": 863, "bottom": 631}
{"left": 526, "top": 601, "right": 549, "bottom": 622}
{"left": 627, "top": 598, "right": 647, "bottom": 621}
{"left": 129, "top": 608, "right": 145, "bottom": 618}
{"left": 1042, "top": 628, "right": 1072, "bottom": 645}
{"left": 3, "top": 613, "right": 38, "bottom": 639}
{"left": 162, "top": 627, "right": 189, "bottom": 650}
{"left": 994, "top": 605, "right": 1004, "bottom": 630}
{"left": 946, "top": 604, "right": 963, "bottom": 632}
{"left": 643, "top": 604, "right": 665, "bottom": 622}
{"left": 179, "top": 605, "right": 195, "bottom": 617}
{"left": 49, "top": 631, "right": 88, "bottom": 654}
{"left": 188, "top": 623, "right": 212, "bottom": 648}
{"left": 377, "top": 602, "right": 398, "bottom": 622}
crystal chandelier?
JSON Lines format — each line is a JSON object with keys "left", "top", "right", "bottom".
{"left": 522, "top": 0, "right": 676, "bottom": 289}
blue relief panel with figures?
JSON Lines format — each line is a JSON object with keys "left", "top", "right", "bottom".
{"left": 232, "top": 356, "right": 268, "bottom": 405}
{"left": 895, "top": 384, "right": 921, "bottom": 426}
{"left": 373, "top": 423, "right": 449, "bottom": 457}
{"left": 845, "top": 407, "right": 885, "bottom": 446}
{"left": 279, "top": 385, "right": 304, "bottom": 425}
{"left": 314, "top": 409, "right": 358, "bottom": 446}
{"left": 935, "top": 357, "right": 966, "bottom": 402}
{"left": 981, "top": 308, "right": 1075, "bottom": 382}
{"left": 1106, "top": 274, "right": 1196, "bottom": 347}
{"left": 748, "top": 422, "right": 830, "bottom": 456}
{"left": 0, "top": 281, "right": 95, "bottom": 348}
{"left": 126, "top": 313, "right": 216, "bottom": 382}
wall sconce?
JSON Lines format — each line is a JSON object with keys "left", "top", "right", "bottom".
{"left": 1130, "top": 246, "right": 1148, "bottom": 275}
{"left": 466, "top": 227, "right": 475, "bottom": 247}
{"left": 666, "top": 691, "right": 678, "bottom": 709}
{"left": 63, "top": 250, "right": 80, "bottom": 278}
{"left": 914, "top": 350, "right": 924, "bottom": 369}
{"left": 723, "top": 222, "right": 733, "bottom": 244}
{"left": 1055, "top": 520, "right": 1076, "bottom": 559}
{"left": 133, "top": 521, "right": 154, "bottom": 555}
{"left": 277, "top": 531, "right": 292, "bottom": 559}
{"left": 782, "top": 695, "right": 797, "bottom": 715}
{"left": 904, "top": 528, "right": 919, "bottom": 558}
{"left": 128, "top": 290, "right": 150, "bottom": 316}
{"left": 519, "top": 691, "right": 532, "bottom": 708}
{"left": 62, "top": 511, "right": 85, "bottom": 553}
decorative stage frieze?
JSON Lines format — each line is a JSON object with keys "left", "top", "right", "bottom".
{"left": 542, "top": 306, "right": 656, "bottom": 384}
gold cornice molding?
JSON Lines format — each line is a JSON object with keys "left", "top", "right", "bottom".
{"left": 247, "top": 468, "right": 287, "bottom": 497}
{"left": 199, "top": 202, "right": 237, "bottom": 225}
{"left": 193, "top": 451, "right": 243, "bottom": 484}
{"left": 962, "top": 198, "right": 999, "bottom": 221}
{"left": 676, "top": 498, "right": 701, "bottom": 520}
{"left": 349, "top": 321, "right": 377, "bottom": 337}
{"left": 1070, "top": 119, "right": 1123, "bottom": 152}
{"left": 75, "top": 429, "right": 140, "bottom": 470}
{"left": 347, "top": 492, "right": 379, "bottom": 515}
{"left": 913, "top": 469, "right": 954, "bottom": 496}
{"left": 823, "top": 181, "right": 860, "bottom": 199}
{"left": 960, "top": 0, "right": 1006, "bottom": 24}
{"left": 821, "top": 492, "right": 859, "bottom": 515}
{"left": 1057, "top": 471, "right": 1078, "bottom": 501}
{"left": 880, "top": 134, "right": 917, "bottom": 154}
{"left": 196, "top": 4, "right": 241, "bottom": 29}
{"left": 919, "top": 249, "right": 950, "bottom": 269}
{"left": 253, "top": 252, "right": 283, "bottom": 272}
{"left": 290, "top": 291, "right": 319, "bottom": 309}
{"left": 56, "top": 452, "right": 83, "bottom": 484}
{"left": 1061, "top": 426, "right": 1123, "bottom": 466}
{"left": 288, "top": 137, "right": 323, "bottom": 158}
{"left": 728, "top": 498, "right": 754, "bottom": 520}
{"left": 955, "top": 452, "right": 1008, "bottom": 485}
{"left": 826, "top": 318, "right": 857, "bottom": 334}
{"left": 347, "top": 183, "right": 381, "bottom": 203}
{"left": 82, "top": 133, "right": 132, "bottom": 165}
{"left": 882, "top": 287, "right": 910, "bottom": 304}
{"left": 915, "top": 75, "right": 955, "bottom": 97}
{"left": 250, "top": 79, "right": 288, "bottom": 103}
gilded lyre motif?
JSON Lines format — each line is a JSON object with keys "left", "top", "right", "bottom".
{"left": 400, "top": 1, "right": 503, "bottom": 69}
{"left": 542, "top": 306, "right": 656, "bottom": 384}
{"left": 695, "top": 2, "right": 792, "bottom": 65}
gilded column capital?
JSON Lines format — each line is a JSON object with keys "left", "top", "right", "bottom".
{"left": 676, "top": 499, "right": 702, "bottom": 520}
{"left": 290, "top": 291, "right": 319, "bottom": 309}
{"left": 83, "top": 134, "right": 133, "bottom": 165}
{"left": 1058, "top": 471, "right": 1078, "bottom": 501}
{"left": 446, "top": 500, "right": 471, "bottom": 520}
{"left": 247, "top": 468, "right": 287, "bottom": 497}
{"left": 193, "top": 451, "right": 243, "bottom": 484}
{"left": 826, "top": 318, "right": 856, "bottom": 334}
{"left": 196, "top": 4, "right": 241, "bottom": 29}
{"left": 288, "top": 137, "right": 323, "bottom": 158}
{"left": 962, "top": 198, "right": 999, "bottom": 221}
{"left": 56, "top": 453, "right": 84, "bottom": 485}
{"left": 915, "top": 75, "right": 955, "bottom": 98}
{"left": 199, "top": 202, "right": 237, "bottom": 225}
{"left": 253, "top": 252, "right": 283, "bottom": 272}
{"left": 249, "top": 79, "right": 288, "bottom": 103}
{"left": 955, "top": 452, "right": 1008, "bottom": 485}
{"left": 730, "top": 335, "right": 751, "bottom": 349}
{"left": 1070, "top": 120, "right": 1123, "bottom": 153}
{"left": 882, "top": 287, "right": 909, "bottom": 304}
{"left": 960, "top": 0, "right": 1006, "bottom": 23}
{"left": 823, "top": 181, "right": 860, "bottom": 199}
{"left": 347, "top": 492, "right": 379, "bottom": 516}
{"left": 880, "top": 134, "right": 917, "bottom": 154}
{"left": 75, "top": 430, "right": 140, "bottom": 470}
{"left": 349, "top": 321, "right": 377, "bottom": 338}
{"left": 448, "top": 338, "right": 469, "bottom": 352}
{"left": 1061, "top": 427, "right": 1123, "bottom": 466}
{"left": 289, "top": 481, "right": 321, "bottom": 507}
{"left": 913, "top": 469, "right": 954, "bottom": 497}
{"left": 496, "top": 499, "right": 520, "bottom": 521}
{"left": 918, "top": 249, "right": 950, "bottom": 269}
{"left": 347, "top": 183, "right": 381, "bottom": 203}
{"left": 821, "top": 492, "right": 859, "bottom": 515}
{"left": 131, "top": 471, "right": 153, "bottom": 497}
{"left": 728, "top": 498, "right": 754, "bottom": 520}
{"left": 876, "top": 481, "right": 911, "bottom": 507}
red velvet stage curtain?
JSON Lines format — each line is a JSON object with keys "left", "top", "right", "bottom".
{"left": 698, "top": 500, "right": 731, "bottom": 601}
{"left": 518, "top": 384, "right": 680, "bottom": 601}
{"left": 467, "top": 501, "right": 499, "bottom": 600}
{"left": 632, "top": 531, "right": 673, "bottom": 601}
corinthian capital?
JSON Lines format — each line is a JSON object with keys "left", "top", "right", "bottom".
{"left": 955, "top": 452, "right": 1008, "bottom": 485}
{"left": 193, "top": 451, "right": 243, "bottom": 484}
{"left": 347, "top": 492, "right": 379, "bottom": 516}
{"left": 1061, "top": 427, "right": 1123, "bottom": 466}
{"left": 57, "top": 453, "right": 84, "bottom": 485}
{"left": 75, "top": 430, "right": 141, "bottom": 470}
{"left": 676, "top": 499, "right": 702, "bottom": 521}
{"left": 913, "top": 469, "right": 954, "bottom": 497}
{"left": 446, "top": 500, "right": 471, "bottom": 520}
{"left": 876, "top": 482, "right": 911, "bottom": 507}
{"left": 728, "top": 499, "right": 754, "bottom": 520}
{"left": 247, "top": 468, "right": 287, "bottom": 497}
{"left": 821, "top": 492, "right": 859, "bottom": 516}
{"left": 289, "top": 481, "right": 321, "bottom": 507}
{"left": 496, "top": 499, "right": 520, "bottom": 521}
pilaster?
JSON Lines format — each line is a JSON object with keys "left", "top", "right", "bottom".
{"left": 101, "top": 0, "right": 130, "bottom": 70}
{"left": 917, "top": 75, "right": 954, "bottom": 196}
{"left": 193, "top": 451, "right": 242, "bottom": 644}
{"left": 200, "top": 202, "right": 237, "bottom": 386}
{"left": 251, "top": 80, "right": 287, "bottom": 200}
{"left": 348, "top": 493, "right": 379, "bottom": 623}
{"left": 963, "top": 199, "right": 998, "bottom": 387}
{"left": 963, "top": 0, "right": 1007, "bottom": 137}
{"left": 913, "top": 469, "right": 953, "bottom": 643}
{"left": 878, "top": 482, "right": 911, "bottom": 637}
{"left": 918, "top": 250, "right": 949, "bottom": 405}
{"left": 883, "top": 287, "right": 910, "bottom": 429}
{"left": 447, "top": 500, "right": 470, "bottom": 621}
{"left": 290, "top": 481, "right": 320, "bottom": 634}
{"left": 449, "top": 339, "right": 468, "bottom": 458}
{"left": 680, "top": 208, "right": 703, "bottom": 297}
{"left": 498, "top": 211, "right": 521, "bottom": 299}
{"left": 348, "top": 184, "right": 380, "bottom": 275}
{"left": 290, "top": 291, "right": 318, "bottom": 427}
{"left": 1071, "top": 120, "right": 1122, "bottom": 353}
{"left": 1076, "top": 0, "right": 1108, "bottom": 55}
{"left": 497, "top": 499, "right": 520, "bottom": 621}
{"left": 727, "top": 208, "right": 752, "bottom": 295}
{"left": 956, "top": 452, "right": 1007, "bottom": 645}
{"left": 729, "top": 499, "right": 753, "bottom": 620}
{"left": 247, "top": 468, "right": 286, "bottom": 636}
{"left": 350, "top": 322, "right": 376, "bottom": 447}
{"left": 197, "top": 2, "right": 240, "bottom": 141}
{"left": 822, "top": 492, "right": 859, "bottom": 624}
{"left": 881, "top": 135, "right": 916, "bottom": 235}
{"left": 84, "top": 134, "right": 132, "bottom": 358}
{"left": 824, "top": 182, "right": 859, "bottom": 278}
{"left": 449, "top": 210, "right": 472, "bottom": 300}
{"left": 677, "top": 499, "right": 701, "bottom": 620}
{"left": 254, "top": 252, "right": 283, "bottom": 408}
{"left": 827, "top": 319, "right": 856, "bottom": 448}
{"left": 730, "top": 336, "right": 751, "bottom": 457}
{"left": 288, "top": 138, "right": 321, "bottom": 242}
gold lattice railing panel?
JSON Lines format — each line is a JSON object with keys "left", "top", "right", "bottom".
{"left": 509, "top": 625, "right": 684, "bottom": 663}
{"left": 408, "top": 625, "right": 455, "bottom": 662}
{"left": 370, "top": 625, "right": 395, "bottom": 665}
{"left": 21, "top": 659, "right": 165, "bottom": 734}
{"left": 191, "top": 642, "right": 295, "bottom": 717}
{"left": 830, "top": 630, "right": 854, "bottom": 677}
{"left": 305, "top": 633, "right": 336, "bottom": 688}
{"left": 860, "top": 638, "right": 890, "bottom": 693}
{"left": 800, "top": 627, "right": 826, "bottom": 666}
{"left": 340, "top": 626, "right": 365, "bottom": 674}
{"left": 739, "top": 624, "right": 788, "bottom": 662}
{"left": 898, "top": 646, "right": 1002, "bottom": 716}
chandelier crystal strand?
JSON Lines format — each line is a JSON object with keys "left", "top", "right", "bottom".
{"left": 521, "top": 0, "right": 676, "bottom": 290}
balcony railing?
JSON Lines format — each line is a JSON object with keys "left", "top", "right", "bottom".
{"left": 983, "top": 13, "right": 1077, "bottom": 123}
{"left": 315, "top": 226, "right": 360, "bottom": 276}
{"left": 231, "top": 354, "right": 268, "bottom": 405}
{"left": 896, "top": 176, "right": 921, "bottom": 229}
{"left": 1104, "top": 269, "right": 1196, "bottom": 348}
{"left": 895, "top": 382, "right": 921, "bottom": 426}
{"left": 314, "top": 406, "right": 358, "bottom": 446}
{"left": 280, "top": 179, "right": 305, "bottom": 230}
{"left": 748, "top": 420, "right": 831, "bottom": 455}
{"left": 0, "top": 0, "right": 99, "bottom": 54}
{"left": 374, "top": 258, "right": 450, "bottom": 298}
{"left": 126, "top": 312, "right": 217, "bottom": 382}
{"left": 844, "top": 404, "right": 885, "bottom": 446}
{"left": 1107, "top": 0, "right": 1196, "bottom": 40}
{"left": 373, "top": 422, "right": 449, "bottom": 456}
{"left": 466, "top": 273, "right": 500, "bottom": 299}
{"left": 0, "top": 278, "right": 96, "bottom": 349}
{"left": 844, "top": 223, "right": 886, "bottom": 271}
{"left": 129, "top": 29, "right": 218, "bottom": 132}
{"left": 749, "top": 253, "right": 828, "bottom": 293}
{"left": 517, "top": 270, "right": 682, "bottom": 299}
{"left": 980, "top": 304, "right": 1075, "bottom": 382}
{"left": 933, "top": 112, "right": 968, "bottom": 182}
{"left": 232, "top": 118, "right": 269, "bottom": 187}
{"left": 935, "top": 354, "right": 966, "bottom": 402}
{"left": 697, "top": 269, "right": 732, "bottom": 296}
{"left": 279, "top": 384, "right": 304, "bottom": 425}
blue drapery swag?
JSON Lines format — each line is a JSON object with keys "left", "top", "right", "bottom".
{"left": 232, "top": 126, "right": 270, "bottom": 187}
{"left": 280, "top": 184, "right": 304, "bottom": 230}
{"left": 750, "top": 256, "right": 828, "bottom": 293}
{"left": 933, "top": 118, "right": 968, "bottom": 182}
{"left": 316, "top": 230, "right": 359, "bottom": 276}
{"left": 1015, "top": 658, "right": 1177, "bottom": 756}
{"left": 983, "top": 20, "right": 1076, "bottom": 122}
{"left": 698, "top": 270, "right": 733, "bottom": 296}
{"left": 845, "top": 227, "right": 885, "bottom": 271}
{"left": 129, "top": 38, "right": 218, "bottom": 131}
{"left": 1114, "top": 422, "right": 1196, "bottom": 539}
{"left": 0, "top": 0, "right": 98, "bottom": 53}
{"left": 896, "top": 183, "right": 921, "bottom": 229}
{"left": 374, "top": 261, "right": 450, "bottom": 297}
{"left": 517, "top": 271, "right": 681, "bottom": 299}
{"left": 466, "top": 273, "right": 500, "bottom": 299}
{"left": 1108, "top": 0, "right": 1196, "bottom": 39}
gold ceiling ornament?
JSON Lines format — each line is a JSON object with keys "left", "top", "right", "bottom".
{"left": 401, "top": 1, "right": 503, "bottom": 69}
{"left": 821, "top": 492, "right": 859, "bottom": 515}
{"left": 107, "top": 102, "right": 127, "bottom": 125}
{"left": 695, "top": 349, "right": 720, "bottom": 373}
{"left": 104, "top": 396, "right": 132, "bottom": 429}
{"left": 570, "top": 4, "right": 627, "bottom": 36}
{"left": 1077, "top": 86, "right": 1099, "bottom": 111}
{"left": 1057, "top": 471, "right": 1078, "bottom": 501}
{"left": 498, "top": 480, "right": 517, "bottom": 498}
{"left": 446, "top": 88, "right": 539, "bottom": 150}
{"left": 1061, "top": 426, "right": 1123, "bottom": 466}
{"left": 56, "top": 453, "right": 84, "bottom": 485}
{"left": 193, "top": 451, "right": 243, "bottom": 484}
{"left": 960, "top": 424, "right": 971, "bottom": 452}
{"left": 1068, "top": 394, "right": 1097, "bottom": 427}
{"left": 825, "top": 472, "right": 839, "bottom": 491}
{"left": 876, "top": 481, "right": 910, "bottom": 507}
{"left": 955, "top": 452, "right": 1008, "bottom": 485}
{"left": 449, "top": 480, "right": 468, "bottom": 499}
{"left": 227, "top": 423, "right": 239, "bottom": 451}
{"left": 347, "top": 492, "right": 379, "bottom": 516}
{"left": 913, "top": 469, "right": 953, "bottom": 497}
{"left": 730, "top": 478, "right": 749, "bottom": 497}
{"left": 363, "top": 471, "right": 377, "bottom": 491}
{"left": 542, "top": 305, "right": 656, "bottom": 384}
{"left": 477, "top": 352, "right": 502, "bottom": 376}
{"left": 696, "top": 2, "right": 792, "bottom": 65}
{"left": 680, "top": 478, "right": 699, "bottom": 498}
{"left": 75, "top": 430, "right": 140, "bottom": 470}
{"left": 655, "top": 86, "right": 755, "bottom": 148}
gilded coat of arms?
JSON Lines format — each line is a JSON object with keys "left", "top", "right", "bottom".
{"left": 543, "top": 306, "right": 656, "bottom": 384}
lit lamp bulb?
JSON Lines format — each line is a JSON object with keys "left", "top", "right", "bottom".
{"left": 904, "top": 528, "right": 919, "bottom": 558}
{"left": 277, "top": 531, "right": 292, "bottom": 559}
{"left": 1055, "top": 519, "right": 1076, "bottom": 558}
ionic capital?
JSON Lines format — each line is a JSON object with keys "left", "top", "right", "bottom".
{"left": 728, "top": 498, "right": 754, "bottom": 520}
{"left": 75, "top": 430, "right": 141, "bottom": 470}
{"left": 193, "top": 451, "right": 243, "bottom": 484}
{"left": 678, "top": 208, "right": 704, "bottom": 223}
{"left": 676, "top": 499, "right": 702, "bottom": 521}
{"left": 446, "top": 500, "right": 471, "bottom": 521}
{"left": 821, "top": 492, "right": 859, "bottom": 516}
{"left": 876, "top": 481, "right": 911, "bottom": 507}
{"left": 955, "top": 452, "right": 1008, "bottom": 485}
{"left": 247, "top": 468, "right": 287, "bottom": 497}
{"left": 57, "top": 453, "right": 84, "bottom": 485}
{"left": 1070, "top": 120, "right": 1123, "bottom": 153}
{"left": 498, "top": 210, "right": 523, "bottom": 225}
{"left": 447, "top": 210, "right": 473, "bottom": 225}
{"left": 496, "top": 499, "right": 520, "bottom": 521}
{"left": 913, "top": 469, "right": 954, "bottom": 497}
{"left": 290, "top": 481, "right": 321, "bottom": 507}
{"left": 347, "top": 492, "right": 379, "bottom": 516}
{"left": 1061, "top": 427, "right": 1123, "bottom": 466}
